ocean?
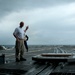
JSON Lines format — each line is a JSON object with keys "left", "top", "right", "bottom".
{"left": 0, "top": 45, "right": 75, "bottom": 53}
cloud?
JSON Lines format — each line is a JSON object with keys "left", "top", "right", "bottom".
{"left": 0, "top": 0, "right": 75, "bottom": 45}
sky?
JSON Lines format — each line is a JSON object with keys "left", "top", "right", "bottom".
{"left": 0, "top": 0, "right": 75, "bottom": 45}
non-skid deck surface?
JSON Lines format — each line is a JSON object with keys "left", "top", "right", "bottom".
{"left": 50, "top": 62, "right": 75, "bottom": 75}
{"left": 0, "top": 47, "right": 75, "bottom": 75}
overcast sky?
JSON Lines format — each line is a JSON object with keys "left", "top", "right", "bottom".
{"left": 0, "top": 0, "right": 75, "bottom": 45}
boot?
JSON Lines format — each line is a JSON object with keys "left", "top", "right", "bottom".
{"left": 20, "top": 57, "right": 26, "bottom": 61}
{"left": 16, "top": 58, "right": 20, "bottom": 62}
